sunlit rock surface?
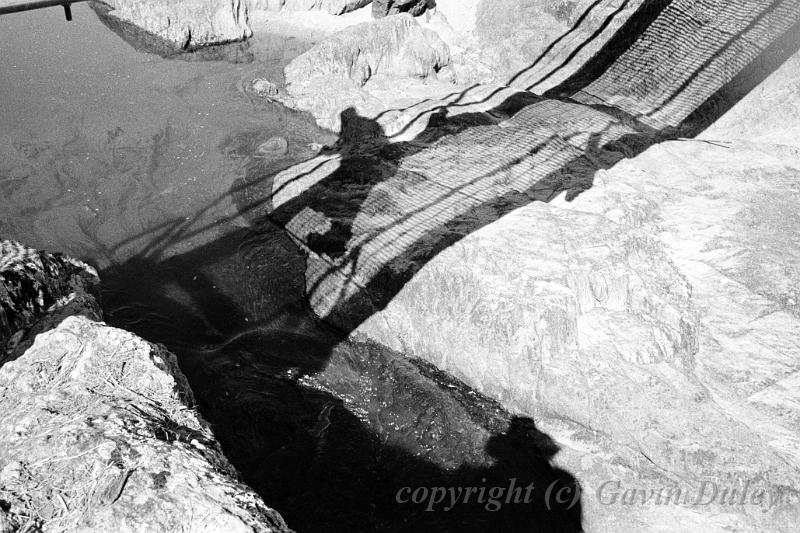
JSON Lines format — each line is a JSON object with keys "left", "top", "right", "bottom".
{"left": 99, "top": 0, "right": 252, "bottom": 50}
{"left": 554, "top": 137, "right": 800, "bottom": 531}
{"left": 566, "top": 139, "right": 800, "bottom": 462}
{"left": 281, "top": 13, "right": 451, "bottom": 130}
{"left": 0, "top": 317, "right": 290, "bottom": 532}
{"left": 0, "top": 243, "right": 291, "bottom": 532}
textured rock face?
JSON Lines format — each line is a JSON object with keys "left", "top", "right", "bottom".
{"left": 352, "top": 199, "right": 699, "bottom": 412}
{"left": 566, "top": 140, "right": 800, "bottom": 462}
{"left": 558, "top": 139, "right": 800, "bottom": 532}
{"left": 100, "top": 0, "right": 252, "bottom": 50}
{"left": 286, "top": 13, "right": 449, "bottom": 85}
{"left": 372, "top": 0, "right": 430, "bottom": 18}
{"left": 0, "top": 317, "right": 290, "bottom": 533}
{"left": 0, "top": 240, "right": 100, "bottom": 361}
{"left": 282, "top": 13, "right": 451, "bottom": 130}
{"left": 0, "top": 242, "right": 291, "bottom": 532}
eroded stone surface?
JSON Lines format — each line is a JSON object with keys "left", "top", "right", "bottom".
{"left": 563, "top": 139, "right": 800, "bottom": 466}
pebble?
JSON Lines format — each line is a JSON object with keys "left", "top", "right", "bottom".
{"left": 251, "top": 78, "right": 279, "bottom": 98}
{"left": 255, "top": 137, "right": 289, "bottom": 157}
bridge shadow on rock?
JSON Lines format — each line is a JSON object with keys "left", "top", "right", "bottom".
{"left": 99, "top": 1, "right": 800, "bottom": 531}
{"left": 254, "top": 0, "right": 800, "bottom": 334}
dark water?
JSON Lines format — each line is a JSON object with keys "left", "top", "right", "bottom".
{"left": 0, "top": 6, "right": 583, "bottom": 532}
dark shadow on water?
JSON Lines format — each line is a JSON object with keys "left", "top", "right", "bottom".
{"left": 98, "top": 1, "right": 800, "bottom": 531}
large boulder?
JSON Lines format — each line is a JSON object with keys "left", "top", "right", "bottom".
{"left": 282, "top": 13, "right": 451, "bottom": 130}
{"left": 0, "top": 317, "right": 291, "bottom": 533}
{"left": 286, "top": 12, "right": 449, "bottom": 85}
{"left": 99, "top": 0, "right": 252, "bottom": 50}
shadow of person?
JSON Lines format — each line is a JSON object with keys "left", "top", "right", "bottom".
{"left": 479, "top": 417, "right": 584, "bottom": 532}
{"left": 299, "top": 107, "right": 395, "bottom": 260}
{"left": 340, "top": 106, "right": 388, "bottom": 145}
{"left": 376, "top": 416, "right": 583, "bottom": 533}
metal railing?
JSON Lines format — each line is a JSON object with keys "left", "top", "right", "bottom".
{"left": 0, "top": 0, "right": 87, "bottom": 20}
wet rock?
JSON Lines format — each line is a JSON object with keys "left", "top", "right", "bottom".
{"left": 372, "top": 0, "right": 431, "bottom": 18}
{"left": 255, "top": 137, "right": 290, "bottom": 157}
{"left": 100, "top": 0, "right": 252, "bottom": 51}
{"left": 282, "top": 13, "right": 450, "bottom": 130}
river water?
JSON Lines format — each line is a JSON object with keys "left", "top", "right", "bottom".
{"left": 0, "top": 5, "right": 582, "bottom": 532}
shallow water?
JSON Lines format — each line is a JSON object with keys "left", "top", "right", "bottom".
{"left": 0, "top": 3, "right": 338, "bottom": 339}
{"left": 0, "top": 4, "right": 329, "bottom": 262}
